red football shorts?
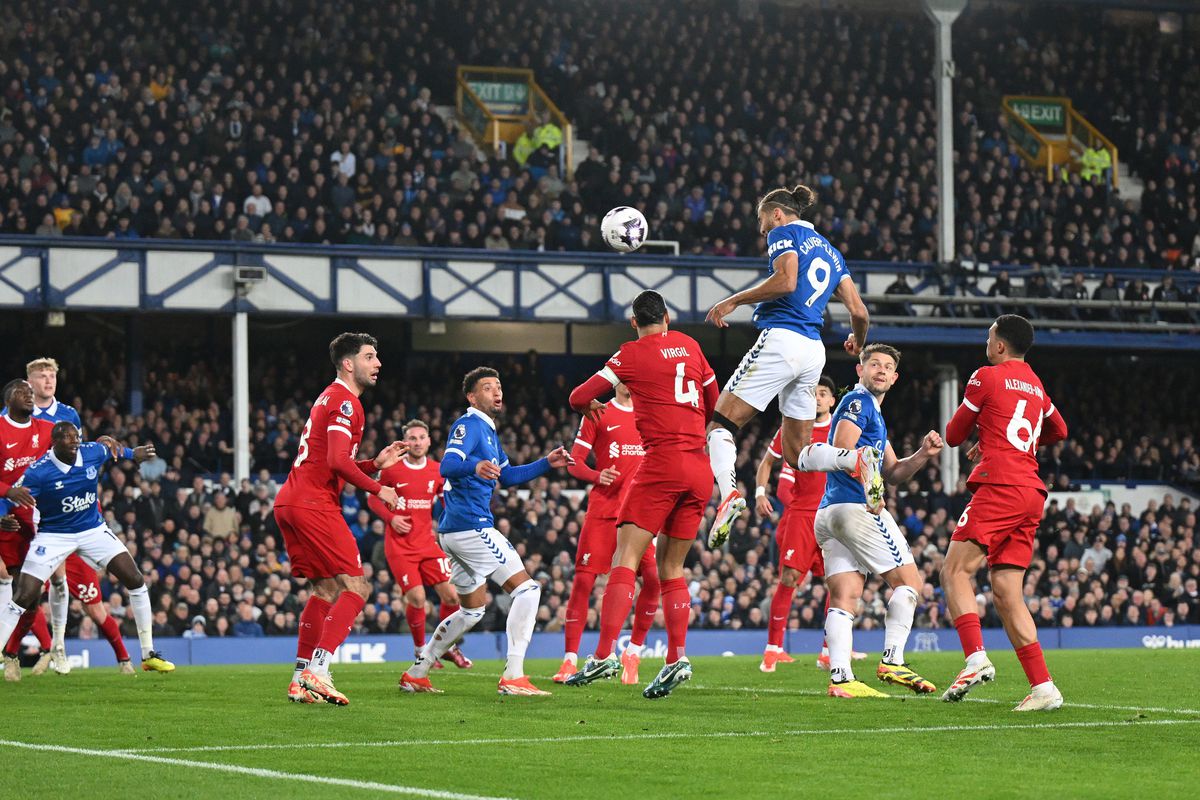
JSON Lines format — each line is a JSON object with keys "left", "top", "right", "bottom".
{"left": 776, "top": 506, "right": 824, "bottom": 577}
{"left": 65, "top": 553, "right": 103, "bottom": 604}
{"left": 575, "top": 513, "right": 619, "bottom": 574}
{"left": 385, "top": 538, "right": 452, "bottom": 591}
{"left": 951, "top": 484, "right": 1046, "bottom": 569}
{"left": 274, "top": 504, "right": 363, "bottom": 579}
{"left": 0, "top": 510, "right": 36, "bottom": 568}
{"left": 617, "top": 449, "right": 710, "bottom": 541}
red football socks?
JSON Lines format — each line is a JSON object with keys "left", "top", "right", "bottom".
{"left": 1015, "top": 641, "right": 1051, "bottom": 687}
{"left": 594, "top": 566, "right": 636, "bottom": 658}
{"left": 630, "top": 554, "right": 660, "bottom": 647}
{"left": 954, "top": 612, "right": 986, "bottom": 658}
{"left": 661, "top": 577, "right": 691, "bottom": 664}
{"left": 296, "top": 595, "right": 332, "bottom": 662}
{"left": 564, "top": 572, "right": 597, "bottom": 655}
{"left": 30, "top": 608, "right": 51, "bottom": 650}
{"left": 405, "top": 604, "right": 427, "bottom": 648}
{"left": 768, "top": 583, "right": 796, "bottom": 648}
{"left": 5, "top": 606, "right": 42, "bottom": 654}
{"left": 315, "top": 592, "right": 366, "bottom": 654}
{"left": 439, "top": 603, "right": 460, "bottom": 622}
{"left": 99, "top": 613, "right": 129, "bottom": 661}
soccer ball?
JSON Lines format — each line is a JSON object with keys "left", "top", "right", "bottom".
{"left": 600, "top": 206, "right": 648, "bottom": 253}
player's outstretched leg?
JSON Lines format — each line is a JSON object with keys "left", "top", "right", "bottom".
{"left": 566, "top": 565, "right": 635, "bottom": 686}
{"left": 289, "top": 593, "right": 331, "bottom": 703}
{"left": 47, "top": 574, "right": 71, "bottom": 675}
{"left": 762, "top": 569, "right": 799, "bottom": 673}
{"left": 400, "top": 604, "right": 485, "bottom": 693}
{"left": 498, "top": 579, "right": 550, "bottom": 696}
{"left": 940, "top": 541, "right": 996, "bottom": 702}
{"left": 556, "top": 571, "right": 596, "bottom": 682}
{"left": 622, "top": 551, "right": 660, "bottom": 685}
{"left": 875, "top": 584, "right": 935, "bottom": 694}
{"left": 643, "top": 575, "right": 691, "bottom": 698}
{"left": 302, "top": 587, "right": 366, "bottom": 704}
{"left": 706, "top": 421, "right": 745, "bottom": 549}
{"left": 824, "top": 603, "right": 885, "bottom": 699}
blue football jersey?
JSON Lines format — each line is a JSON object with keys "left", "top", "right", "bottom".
{"left": 440, "top": 408, "right": 510, "bottom": 531}
{"left": 821, "top": 385, "right": 889, "bottom": 508}
{"left": 753, "top": 220, "right": 851, "bottom": 340}
{"left": 2, "top": 398, "right": 84, "bottom": 434}
{"left": 17, "top": 442, "right": 110, "bottom": 533}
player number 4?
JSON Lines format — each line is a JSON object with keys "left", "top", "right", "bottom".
{"left": 1005, "top": 399, "right": 1044, "bottom": 453}
{"left": 674, "top": 362, "right": 699, "bottom": 407}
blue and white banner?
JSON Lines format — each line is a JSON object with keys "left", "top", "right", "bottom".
{"left": 54, "top": 625, "right": 1200, "bottom": 670}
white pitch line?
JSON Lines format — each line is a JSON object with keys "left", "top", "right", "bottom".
{"left": 115, "top": 718, "right": 1200, "bottom": 754}
{"left": 692, "top": 685, "right": 1200, "bottom": 715}
{"left": 0, "top": 739, "right": 517, "bottom": 800}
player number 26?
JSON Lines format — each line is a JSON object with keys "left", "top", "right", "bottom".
{"left": 1005, "top": 399, "right": 1044, "bottom": 453}
{"left": 674, "top": 362, "right": 699, "bottom": 407}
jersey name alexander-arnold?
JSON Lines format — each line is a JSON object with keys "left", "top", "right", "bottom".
{"left": 1002, "top": 378, "right": 1044, "bottom": 398}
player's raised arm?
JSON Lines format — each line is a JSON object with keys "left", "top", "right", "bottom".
{"left": 567, "top": 418, "right": 604, "bottom": 484}
{"left": 324, "top": 421, "right": 388, "bottom": 498}
{"left": 706, "top": 247, "right": 798, "bottom": 328}
{"left": 945, "top": 368, "right": 989, "bottom": 448}
{"left": 833, "top": 276, "right": 870, "bottom": 357}
{"left": 880, "top": 432, "right": 944, "bottom": 485}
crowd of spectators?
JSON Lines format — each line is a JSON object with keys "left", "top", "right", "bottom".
{"left": 1, "top": 0, "right": 1198, "bottom": 284}
{"left": 10, "top": 333, "right": 1194, "bottom": 644}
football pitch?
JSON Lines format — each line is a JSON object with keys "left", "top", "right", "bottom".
{"left": 4, "top": 649, "right": 1198, "bottom": 798}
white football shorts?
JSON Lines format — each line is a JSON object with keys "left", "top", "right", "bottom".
{"left": 723, "top": 327, "right": 826, "bottom": 420}
{"left": 437, "top": 527, "right": 525, "bottom": 594}
{"left": 814, "top": 503, "right": 915, "bottom": 577}
{"left": 20, "top": 526, "right": 128, "bottom": 583}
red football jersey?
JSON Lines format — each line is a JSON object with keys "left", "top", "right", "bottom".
{"left": 601, "top": 330, "right": 717, "bottom": 453}
{"left": 276, "top": 379, "right": 368, "bottom": 510}
{"left": 574, "top": 401, "right": 645, "bottom": 517}
{"left": 373, "top": 457, "right": 443, "bottom": 554}
{"left": 768, "top": 419, "right": 831, "bottom": 511}
{"left": 0, "top": 414, "right": 55, "bottom": 505}
{"left": 956, "top": 361, "right": 1067, "bottom": 491}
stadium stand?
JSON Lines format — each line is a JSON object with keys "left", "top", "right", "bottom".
{"left": 0, "top": 0, "right": 1198, "bottom": 287}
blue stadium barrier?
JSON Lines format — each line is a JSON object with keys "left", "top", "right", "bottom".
{"left": 57, "top": 625, "right": 1200, "bottom": 670}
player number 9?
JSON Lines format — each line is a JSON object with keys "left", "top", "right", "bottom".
{"left": 805, "top": 257, "right": 831, "bottom": 307}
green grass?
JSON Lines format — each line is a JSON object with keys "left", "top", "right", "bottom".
{"left": 4, "top": 650, "right": 1199, "bottom": 799}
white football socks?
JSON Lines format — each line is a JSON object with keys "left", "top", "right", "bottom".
{"left": 503, "top": 580, "right": 541, "bottom": 680}
{"left": 825, "top": 606, "right": 856, "bottom": 683}
{"left": 0, "top": 578, "right": 11, "bottom": 615}
{"left": 882, "top": 585, "right": 919, "bottom": 666}
{"left": 0, "top": 600, "right": 26, "bottom": 655}
{"left": 128, "top": 584, "right": 155, "bottom": 659}
{"left": 967, "top": 650, "right": 991, "bottom": 670}
{"left": 798, "top": 442, "right": 859, "bottom": 473}
{"left": 49, "top": 576, "right": 68, "bottom": 649}
{"left": 410, "top": 605, "right": 485, "bottom": 679}
{"left": 707, "top": 427, "right": 738, "bottom": 501}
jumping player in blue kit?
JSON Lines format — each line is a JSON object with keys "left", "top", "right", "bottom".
{"left": 0, "top": 422, "right": 174, "bottom": 672}
{"left": 704, "top": 184, "right": 871, "bottom": 549}
{"left": 399, "top": 366, "right": 573, "bottom": 697}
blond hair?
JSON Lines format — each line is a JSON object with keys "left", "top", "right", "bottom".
{"left": 26, "top": 357, "right": 60, "bottom": 376}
